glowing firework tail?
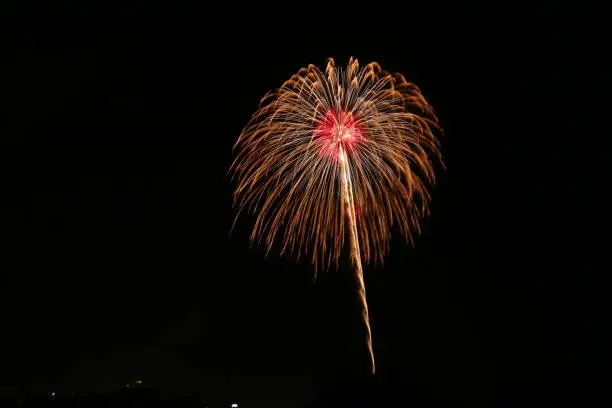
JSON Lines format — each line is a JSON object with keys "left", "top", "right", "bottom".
{"left": 338, "top": 147, "right": 375, "bottom": 372}
{"left": 230, "top": 58, "right": 442, "bottom": 374}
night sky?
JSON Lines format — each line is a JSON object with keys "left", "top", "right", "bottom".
{"left": 1, "top": 2, "right": 605, "bottom": 407}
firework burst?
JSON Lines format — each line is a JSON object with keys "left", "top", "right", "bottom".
{"left": 231, "top": 57, "right": 443, "bottom": 373}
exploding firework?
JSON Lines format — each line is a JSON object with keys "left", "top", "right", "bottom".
{"left": 230, "top": 57, "right": 443, "bottom": 373}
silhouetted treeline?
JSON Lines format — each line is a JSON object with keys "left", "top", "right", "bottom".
{"left": 0, "top": 387, "right": 221, "bottom": 408}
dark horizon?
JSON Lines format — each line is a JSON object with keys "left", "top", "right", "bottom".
{"left": 1, "top": 1, "right": 604, "bottom": 407}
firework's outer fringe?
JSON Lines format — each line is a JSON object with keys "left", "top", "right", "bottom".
{"left": 231, "top": 57, "right": 443, "bottom": 271}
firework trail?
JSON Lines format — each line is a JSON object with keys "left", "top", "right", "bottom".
{"left": 231, "top": 58, "right": 442, "bottom": 374}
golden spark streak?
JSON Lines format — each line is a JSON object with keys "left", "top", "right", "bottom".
{"left": 339, "top": 147, "right": 375, "bottom": 373}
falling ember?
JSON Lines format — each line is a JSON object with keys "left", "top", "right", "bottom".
{"left": 231, "top": 57, "right": 443, "bottom": 374}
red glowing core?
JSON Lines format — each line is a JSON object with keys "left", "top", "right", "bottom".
{"left": 314, "top": 110, "right": 364, "bottom": 160}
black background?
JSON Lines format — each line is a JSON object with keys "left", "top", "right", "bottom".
{"left": 1, "top": 1, "right": 605, "bottom": 407}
